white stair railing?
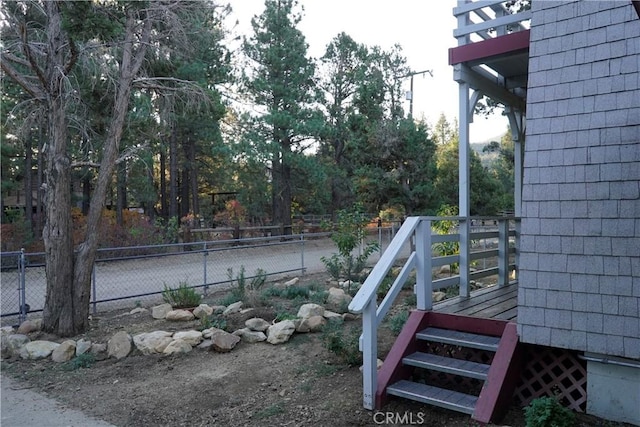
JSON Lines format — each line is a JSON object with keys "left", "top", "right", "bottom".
{"left": 349, "top": 215, "right": 519, "bottom": 410}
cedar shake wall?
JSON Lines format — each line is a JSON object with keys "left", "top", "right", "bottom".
{"left": 518, "top": 0, "right": 640, "bottom": 359}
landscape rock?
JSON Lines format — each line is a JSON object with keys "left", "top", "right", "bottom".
{"left": 233, "top": 328, "right": 267, "bottom": 343}
{"left": 129, "top": 307, "right": 148, "bottom": 315}
{"left": 245, "top": 318, "right": 270, "bottom": 332}
{"left": 192, "top": 304, "right": 214, "bottom": 319}
{"left": 210, "top": 305, "right": 226, "bottom": 314}
{"left": 296, "top": 315, "right": 326, "bottom": 333}
{"left": 20, "top": 341, "right": 59, "bottom": 360}
{"left": 197, "top": 339, "right": 213, "bottom": 350}
{"left": 151, "top": 303, "right": 173, "bottom": 319}
{"left": 17, "top": 319, "right": 40, "bottom": 334}
{"left": 323, "top": 310, "right": 342, "bottom": 320}
{"left": 342, "top": 313, "right": 358, "bottom": 321}
{"left": 133, "top": 331, "right": 173, "bottom": 355}
{"left": 297, "top": 303, "right": 324, "bottom": 319}
{"left": 266, "top": 320, "right": 296, "bottom": 345}
{"left": 165, "top": 309, "right": 195, "bottom": 321}
{"left": 107, "top": 331, "right": 132, "bottom": 359}
{"left": 240, "top": 308, "right": 254, "bottom": 316}
{"left": 163, "top": 339, "right": 192, "bottom": 355}
{"left": 209, "top": 329, "right": 241, "bottom": 352}
{"left": 90, "top": 343, "right": 107, "bottom": 360}
{"left": 51, "top": 340, "right": 76, "bottom": 363}
{"left": 432, "top": 291, "right": 447, "bottom": 302}
{"left": 283, "top": 277, "right": 299, "bottom": 287}
{"left": 0, "top": 326, "right": 15, "bottom": 335}
{"left": 4, "top": 334, "right": 30, "bottom": 357}
{"left": 201, "top": 327, "right": 226, "bottom": 339}
{"left": 76, "top": 339, "right": 92, "bottom": 356}
{"left": 223, "top": 301, "right": 243, "bottom": 316}
{"left": 173, "top": 330, "right": 203, "bottom": 346}
{"left": 439, "top": 265, "right": 451, "bottom": 275}
{"left": 327, "top": 287, "right": 353, "bottom": 312}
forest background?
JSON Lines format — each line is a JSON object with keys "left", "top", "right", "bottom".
{"left": 1, "top": 0, "right": 515, "bottom": 335}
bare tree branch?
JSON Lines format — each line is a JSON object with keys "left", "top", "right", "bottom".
{"left": 0, "top": 58, "right": 46, "bottom": 100}
{"left": 19, "top": 22, "right": 48, "bottom": 90}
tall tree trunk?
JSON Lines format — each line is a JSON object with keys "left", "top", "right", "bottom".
{"left": 24, "top": 131, "right": 33, "bottom": 234}
{"left": 188, "top": 137, "right": 199, "bottom": 217}
{"left": 160, "top": 150, "right": 167, "bottom": 218}
{"left": 36, "top": 125, "right": 44, "bottom": 235}
{"left": 281, "top": 140, "right": 292, "bottom": 235}
{"left": 41, "top": 1, "right": 77, "bottom": 336}
{"left": 116, "top": 160, "right": 127, "bottom": 226}
{"left": 169, "top": 124, "right": 178, "bottom": 218}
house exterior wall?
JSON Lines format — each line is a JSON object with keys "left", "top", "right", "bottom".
{"left": 518, "top": 0, "right": 640, "bottom": 360}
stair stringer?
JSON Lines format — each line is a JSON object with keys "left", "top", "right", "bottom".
{"left": 375, "top": 310, "right": 431, "bottom": 408}
{"left": 473, "top": 322, "right": 523, "bottom": 424}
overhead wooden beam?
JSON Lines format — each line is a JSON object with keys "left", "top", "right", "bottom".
{"left": 453, "top": 63, "right": 526, "bottom": 112}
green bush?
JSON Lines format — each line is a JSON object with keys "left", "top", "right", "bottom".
{"left": 63, "top": 353, "right": 96, "bottom": 371}
{"left": 388, "top": 310, "right": 409, "bottom": 335}
{"left": 321, "top": 319, "right": 362, "bottom": 366}
{"left": 162, "top": 282, "right": 202, "bottom": 308}
{"left": 227, "top": 266, "right": 268, "bottom": 307}
{"left": 524, "top": 397, "right": 575, "bottom": 427}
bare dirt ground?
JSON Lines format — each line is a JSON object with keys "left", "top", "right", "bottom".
{"left": 0, "top": 273, "right": 618, "bottom": 427}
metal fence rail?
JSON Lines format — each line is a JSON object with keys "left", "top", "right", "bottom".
{"left": 0, "top": 229, "right": 401, "bottom": 324}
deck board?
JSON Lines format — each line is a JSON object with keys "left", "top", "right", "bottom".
{"left": 433, "top": 283, "right": 518, "bottom": 322}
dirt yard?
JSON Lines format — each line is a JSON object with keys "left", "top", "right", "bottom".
{"left": 0, "top": 273, "right": 617, "bottom": 427}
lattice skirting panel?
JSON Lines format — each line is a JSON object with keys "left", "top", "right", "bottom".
{"left": 514, "top": 344, "right": 587, "bottom": 412}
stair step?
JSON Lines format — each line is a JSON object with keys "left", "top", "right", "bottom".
{"left": 416, "top": 327, "right": 500, "bottom": 352}
{"left": 387, "top": 380, "right": 477, "bottom": 415}
{"left": 403, "top": 352, "right": 490, "bottom": 380}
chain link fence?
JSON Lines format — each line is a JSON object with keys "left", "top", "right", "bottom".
{"left": 1, "top": 228, "right": 401, "bottom": 324}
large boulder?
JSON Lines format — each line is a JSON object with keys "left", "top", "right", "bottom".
{"left": 296, "top": 303, "right": 324, "bottom": 319}
{"left": 133, "top": 331, "right": 173, "bottom": 355}
{"left": 51, "top": 340, "right": 76, "bottom": 363}
{"left": 75, "top": 339, "right": 92, "bottom": 356}
{"left": 245, "top": 318, "right": 271, "bottom": 332}
{"left": 151, "top": 303, "right": 173, "bottom": 319}
{"left": 165, "top": 310, "right": 195, "bottom": 321}
{"left": 172, "top": 330, "right": 203, "bottom": 347}
{"left": 233, "top": 328, "right": 267, "bottom": 343}
{"left": 107, "top": 331, "right": 132, "bottom": 359}
{"left": 162, "top": 339, "right": 192, "bottom": 355}
{"left": 3, "top": 334, "right": 30, "bottom": 358}
{"left": 327, "top": 287, "right": 353, "bottom": 312}
{"left": 296, "top": 315, "right": 326, "bottom": 333}
{"left": 20, "top": 341, "right": 59, "bottom": 360}
{"left": 192, "top": 304, "right": 214, "bottom": 319}
{"left": 266, "top": 320, "right": 296, "bottom": 345}
{"left": 209, "top": 329, "right": 241, "bottom": 352}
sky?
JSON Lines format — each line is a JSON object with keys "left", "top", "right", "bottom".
{"left": 227, "top": 0, "right": 509, "bottom": 143}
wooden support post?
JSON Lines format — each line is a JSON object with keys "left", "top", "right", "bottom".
{"left": 361, "top": 300, "right": 377, "bottom": 410}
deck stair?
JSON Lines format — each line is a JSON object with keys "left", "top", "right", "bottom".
{"left": 378, "top": 311, "right": 521, "bottom": 423}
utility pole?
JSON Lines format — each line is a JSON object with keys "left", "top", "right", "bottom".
{"left": 402, "top": 69, "right": 433, "bottom": 118}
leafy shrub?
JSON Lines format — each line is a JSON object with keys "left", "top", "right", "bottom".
{"left": 162, "top": 282, "right": 202, "bottom": 308}
{"left": 321, "top": 319, "right": 362, "bottom": 366}
{"left": 200, "top": 315, "right": 227, "bottom": 331}
{"left": 280, "top": 285, "right": 310, "bottom": 300}
{"left": 309, "top": 290, "right": 328, "bottom": 305}
{"left": 524, "top": 397, "right": 575, "bottom": 427}
{"left": 388, "top": 310, "right": 409, "bottom": 335}
{"left": 227, "top": 266, "right": 268, "bottom": 307}
{"left": 321, "top": 204, "right": 379, "bottom": 291}
{"left": 63, "top": 353, "right": 96, "bottom": 371}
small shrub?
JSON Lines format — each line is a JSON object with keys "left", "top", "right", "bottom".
{"left": 404, "top": 293, "right": 417, "bottom": 306}
{"left": 274, "top": 311, "right": 298, "bottom": 322}
{"left": 64, "top": 353, "right": 95, "bottom": 371}
{"left": 524, "top": 397, "right": 575, "bottom": 427}
{"left": 218, "top": 292, "right": 242, "bottom": 307}
{"left": 280, "top": 285, "right": 310, "bottom": 300}
{"left": 162, "top": 282, "right": 202, "bottom": 308}
{"left": 228, "top": 266, "right": 268, "bottom": 307}
{"left": 388, "top": 310, "right": 409, "bottom": 335}
{"left": 309, "top": 290, "right": 328, "bottom": 305}
{"left": 321, "top": 319, "right": 362, "bottom": 366}
{"left": 254, "top": 403, "right": 284, "bottom": 420}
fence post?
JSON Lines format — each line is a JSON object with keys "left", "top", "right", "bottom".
{"left": 300, "top": 234, "right": 305, "bottom": 275}
{"left": 19, "top": 248, "right": 26, "bottom": 323}
{"left": 203, "top": 242, "right": 209, "bottom": 295}
{"left": 91, "top": 263, "right": 97, "bottom": 314}
{"left": 498, "top": 218, "right": 509, "bottom": 286}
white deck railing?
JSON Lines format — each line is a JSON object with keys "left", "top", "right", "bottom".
{"left": 348, "top": 215, "right": 519, "bottom": 410}
{"left": 454, "top": 0, "right": 531, "bottom": 46}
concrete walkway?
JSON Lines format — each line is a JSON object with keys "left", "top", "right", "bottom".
{"left": 1, "top": 375, "right": 115, "bottom": 427}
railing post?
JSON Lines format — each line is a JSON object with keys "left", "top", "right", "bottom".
{"left": 459, "top": 218, "right": 470, "bottom": 298}
{"left": 360, "top": 299, "right": 377, "bottom": 410}
{"left": 203, "top": 242, "right": 209, "bottom": 295}
{"left": 91, "top": 263, "right": 97, "bottom": 314}
{"left": 498, "top": 218, "right": 509, "bottom": 286}
{"left": 415, "top": 219, "right": 433, "bottom": 311}
{"left": 300, "top": 233, "right": 305, "bottom": 275}
{"left": 19, "top": 248, "right": 26, "bottom": 323}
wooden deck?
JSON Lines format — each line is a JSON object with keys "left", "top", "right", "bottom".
{"left": 433, "top": 283, "right": 518, "bottom": 322}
